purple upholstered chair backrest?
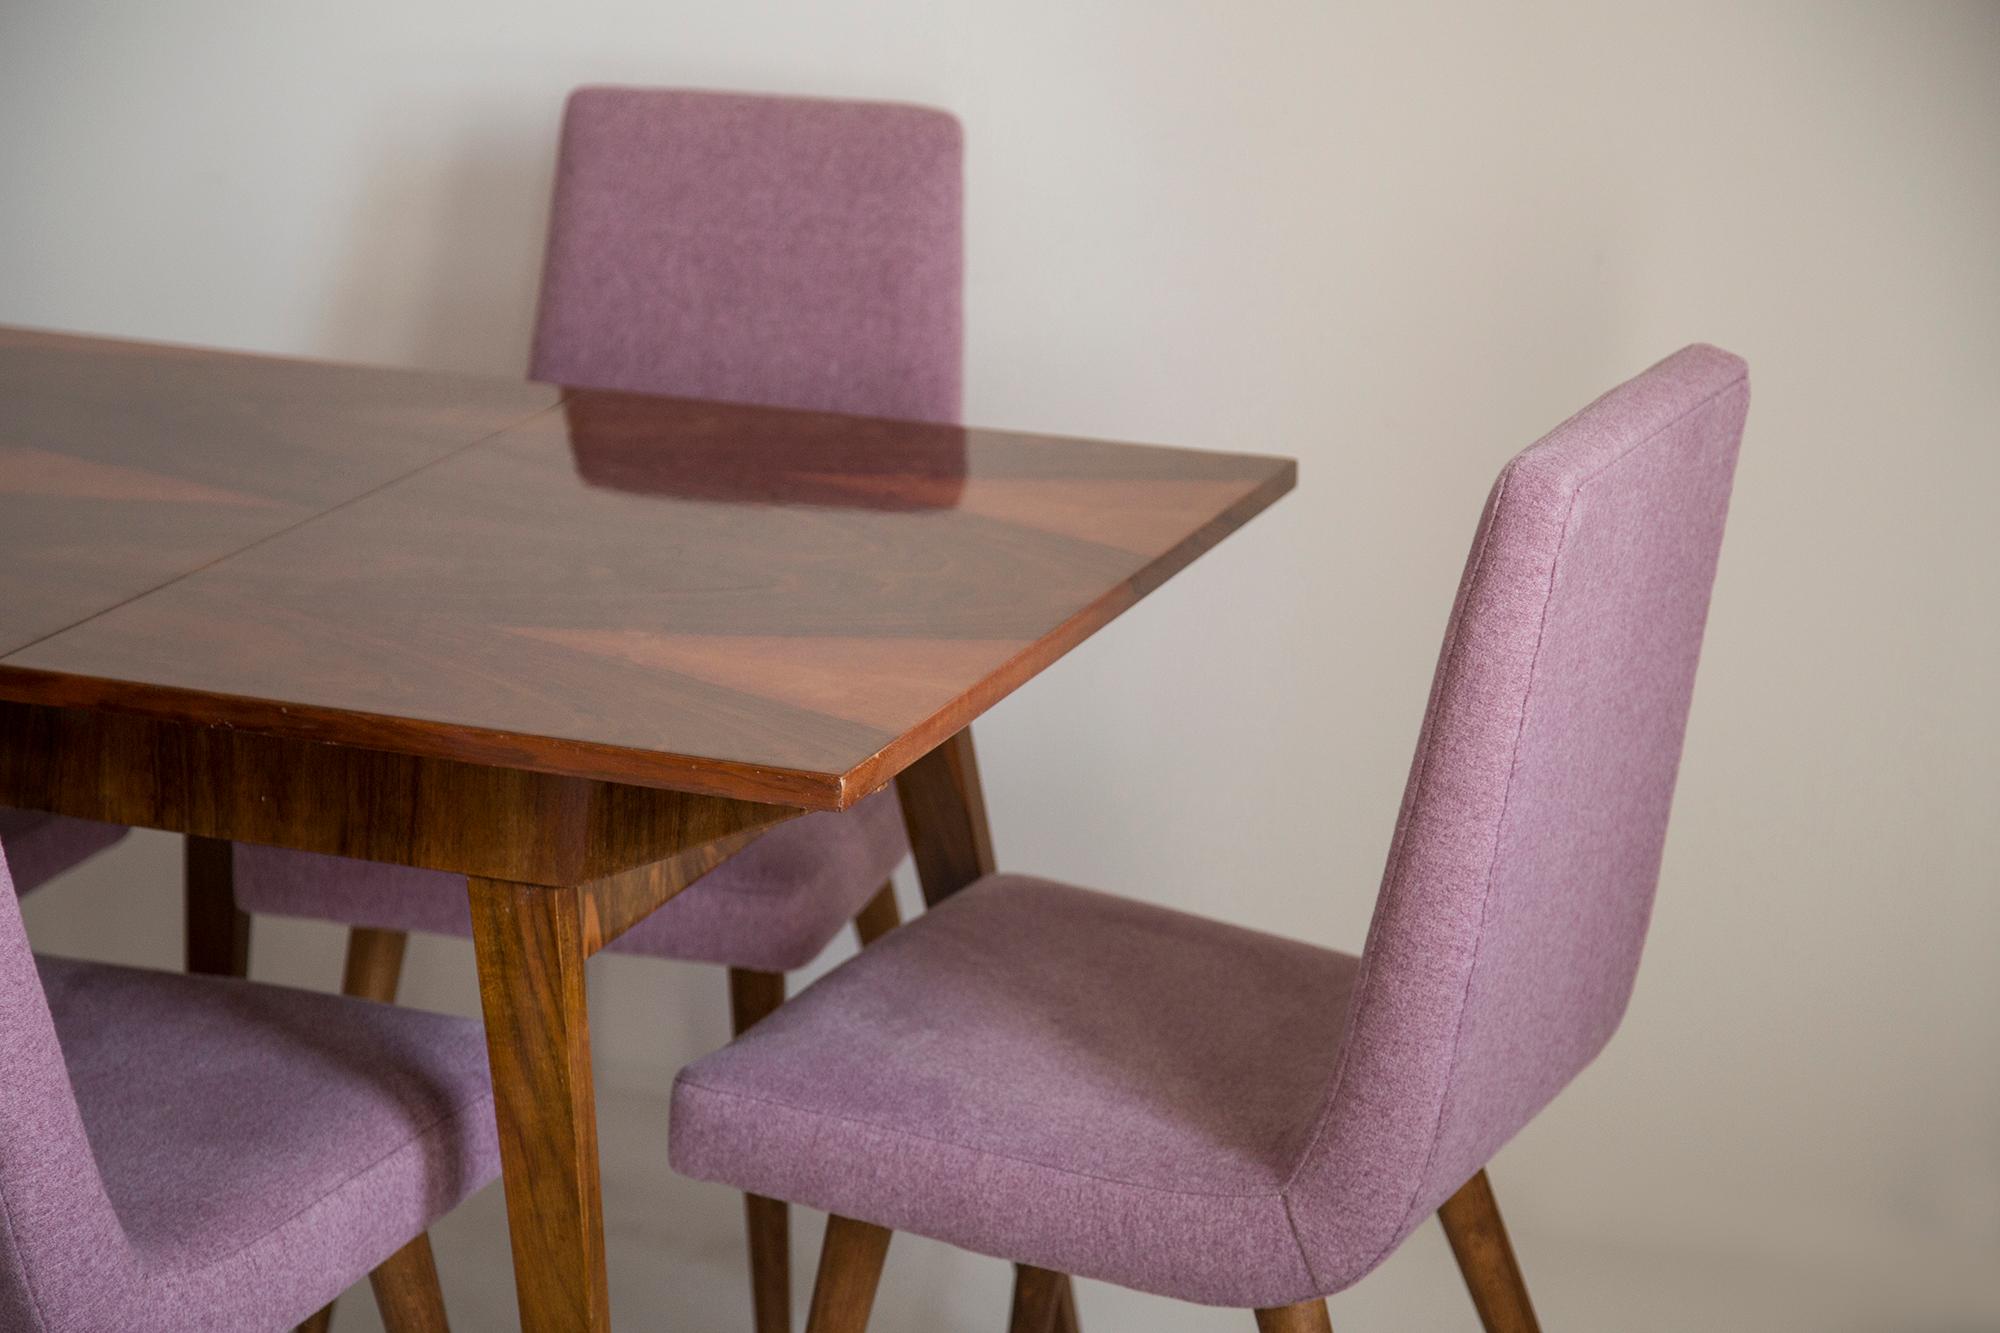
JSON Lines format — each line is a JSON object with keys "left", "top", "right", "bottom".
{"left": 530, "top": 87, "right": 964, "bottom": 423}
{"left": 1287, "top": 345, "right": 1750, "bottom": 1286}
{"left": 0, "top": 850, "right": 133, "bottom": 1329}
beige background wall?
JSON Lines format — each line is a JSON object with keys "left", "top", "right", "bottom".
{"left": 5, "top": 2, "right": 1996, "bottom": 1329}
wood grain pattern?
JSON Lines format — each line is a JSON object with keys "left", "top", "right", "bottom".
{"left": 0, "top": 326, "right": 557, "bottom": 656}
{"left": 1253, "top": 1301, "right": 1333, "bottom": 1333}
{"left": 895, "top": 728, "right": 995, "bottom": 906}
{"left": 0, "top": 329, "right": 1295, "bottom": 808}
{"left": 0, "top": 700, "right": 795, "bottom": 888}
{"left": 573, "top": 825, "right": 773, "bottom": 952}
{"left": 183, "top": 834, "right": 249, "bottom": 977}
{"left": 804, "top": 1216, "right": 892, "bottom": 1333}
{"left": 368, "top": 1232, "right": 452, "bottom": 1333}
{"left": 468, "top": 876, "right": 609, "bottom": 1333}
{"left": 0, "top": 328, "right": 1297, "bottom": 1333}
{"left": 1437, "top": 1170, "right": 1540, "bottom": 1333}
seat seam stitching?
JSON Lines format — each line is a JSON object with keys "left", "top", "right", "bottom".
{"left": 677, "top": 1078, "right": 1293, "bottom": 1203}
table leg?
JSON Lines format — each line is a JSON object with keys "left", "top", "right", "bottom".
{"left": 468, "top": 876, "right": 611, "bottom": 1332}
{"left": 895, "top": 728, "right": 1082, "bottom": 1324}
{"left": 893, "top": 726, "right": 996, "bottom": 905}
{"left": 184, "top": 834, "right": 250, "bottom": 976}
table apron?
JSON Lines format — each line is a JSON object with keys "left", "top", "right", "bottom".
{"left": 0, "top": 699, "right": 800, "bottom": 903}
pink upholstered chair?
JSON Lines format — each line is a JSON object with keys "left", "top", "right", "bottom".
{"left": 0, "top": 811, "right": 126, "bottom": 896}
{"left": 669, "top": 346, "right": 1751, "bottom": 1332}
{"left": 0, "top": 842, "right": 499, "bottom": 1333}
{"left": 209, "top": 87, "right": 964, "bottom": 1333}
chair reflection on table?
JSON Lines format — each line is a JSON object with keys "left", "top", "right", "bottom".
{"left": 562, "top": 389, "right": 971, "bottom": 513}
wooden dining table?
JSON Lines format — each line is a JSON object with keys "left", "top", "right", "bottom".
{"left": 0, "top": 325, "right": 1296, "bottom": 1330}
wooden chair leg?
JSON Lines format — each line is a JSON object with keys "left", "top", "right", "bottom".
{"left": 342, "top": 926, "right": 409, "bottom": 1003}
{"left": 1051, "top": 1273, "right": 1081, "bottom": 1333}
{"left": 294, "top": 1306, "right": 333, "bottom": 1333}
{"left": 369, "top": 1231, "right": 451, "bottom": 1333}
{"left": 1436, "top": 1169, "right": 1540, "bottom": 1333}
{"left": 1009, "top": 1264, "right": 1069, "bottom": 1333}
{"left": 742, "top": 1193, "right": 791, "bottom": 1333}
{"left": 185, "top": 834, "right": 250, "bottom": 977}
{"left": 1253, "top": 1299, "right": 1332, "bottom": 1332}
{"left": 728, "top": 967, "right": 791, "bottom": 1333}
{"left": 805, "top": 1216, "right": 891, "bottom": 1333}
{"left": 851, "top": 880, "right": 902, "bottom": 947}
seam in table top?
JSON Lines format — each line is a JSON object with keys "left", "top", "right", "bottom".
{"left": 0, "top": 396, "right": 567, "bottom": 663}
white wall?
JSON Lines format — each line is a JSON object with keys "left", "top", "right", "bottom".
{"left": 6, "top": 2, "right": 1997, "bottom": 1328}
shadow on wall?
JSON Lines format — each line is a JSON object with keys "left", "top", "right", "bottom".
{"left": 319, "top": 118, "right": 558, "bottom": 378}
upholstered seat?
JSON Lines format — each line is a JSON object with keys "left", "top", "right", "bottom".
{"left": 1, "top": 856, "right": 498, "bottom": 1331}
{"left": 40, "top": 957, "right": 496, "bottom": 1281}
{"left": 235, "top": 786, "right": 908, "bottom": 973}
{"left": 674, "top": 874, "right": 1361, "bottom": 1306}
{"left": 0, "top": 811, "right": 126, "bottom": 895}
{"left": 671, "top": 345, "right": 1753, "bottom": 1328}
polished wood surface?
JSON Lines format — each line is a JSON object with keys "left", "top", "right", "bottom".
{"left": 468, "top": 876, "right": 610, "bottom": 1332}
{"left": 1, "top": 328, "right": 1293, "bottom": 1333}
{"left": 0, "top": 328, "right": 1294, "bottom": 809}
{"left": 894, "top": 727, "right": 996, "bottom": 906}
{"left": 0, "top": 327, "right": 556, "bottom": 656}
{"left": 804, "top": 1216, "right": 892, "bottom": 1333}
{"left": 0, "top": 700, "right": 794, "bottom": 888}
{"left": 1437, "top": 1170, "right": 1541, "bottom": 1333}
{"left": 1253, "top": 1301, "right": 1334, "bottom": 1333}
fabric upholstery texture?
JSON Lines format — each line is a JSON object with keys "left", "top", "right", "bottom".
{"left": 671, "top": 345, "right": 1750, "bottom": 1307}
{"left": 0, "top": 847, "right": 499, "bottom": 1332}
{"left": 0, "top": 812, "right": 126, "bottom": 896}
{"left": 235, "top": 787, "right": 911, "bottom": 973}
{"left": 531, "top": 87, "right": 964, "bottom": 422}
{"left": 236, "top": 87, "right": 964, "bottom": 970}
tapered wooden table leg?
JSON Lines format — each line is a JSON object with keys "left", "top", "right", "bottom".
{"left": 894, "top": 727, "right": 994, "bottom": 906}
{"left": 468, "top": 877, "right": 609, "bottom": 1332}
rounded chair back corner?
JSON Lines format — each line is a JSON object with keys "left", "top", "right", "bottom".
{"left": 529, "top": 85, "right": 964, "bottom": 425}
{"left": 0, "top": 849, "right": 132, "bottom": 1331}
{"left": 1288, "top": 345, "right": 1751, "bottom": 1282}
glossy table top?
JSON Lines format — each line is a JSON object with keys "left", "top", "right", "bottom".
{"left": 0, "top": 328, "right": 1294, "bottom": 808}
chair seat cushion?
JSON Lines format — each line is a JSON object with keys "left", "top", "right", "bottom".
{"left": 36, "top": 955, "right": 498, "bottom": 1327}
{"left": 670, "top": 874, "right": 1361, "bottom": 1308}
{"left": 232, "top": 786, "right": 908, "bottom": 973}
{"left": 0, "top": 812, "right": 127, "bottom": 895}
